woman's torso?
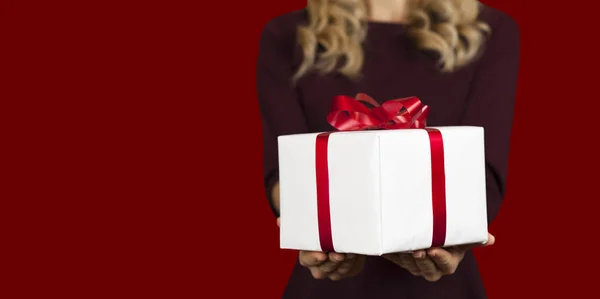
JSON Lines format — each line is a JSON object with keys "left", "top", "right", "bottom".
{"left": 274, "top": 6, "right": 510, "bottom": 299}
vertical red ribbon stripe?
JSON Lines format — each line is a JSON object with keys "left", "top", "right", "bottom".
{"left": 316, "top": 132, "right": 335, "bottom": 252}
{"left": 314, "top": 129, "right": 447, "bottom": 252}
{"left": 425, "top": 128, "right": 447, "bottom": 248}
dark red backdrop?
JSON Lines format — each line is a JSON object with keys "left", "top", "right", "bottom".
{"left": 2, "top": 0, "right": 598, "bottom": 298}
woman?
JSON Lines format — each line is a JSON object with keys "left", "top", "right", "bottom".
{"left": 256, "top": 0, "right": 520, "bottom": 298}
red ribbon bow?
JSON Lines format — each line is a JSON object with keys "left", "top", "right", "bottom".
{"left": 315, "top": 94, "right": 447, "bottom": 253}
{"left": 327, "top": 93, "right": 430, "bottom": 131}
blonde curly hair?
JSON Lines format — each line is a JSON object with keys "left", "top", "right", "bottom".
{"left": 294, "top": 0, "right": 490, "bottom": 80}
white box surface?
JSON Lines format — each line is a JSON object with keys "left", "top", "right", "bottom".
{"left": 278, "top": 126, "right": 488, "bottom": 255}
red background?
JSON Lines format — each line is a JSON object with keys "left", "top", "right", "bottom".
{"left": 2, "top": 0, "right": 599, "bottom": 298}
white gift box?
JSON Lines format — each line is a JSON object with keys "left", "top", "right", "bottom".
{"left": 278, "top": 126, "right": 488, "bottom": 256}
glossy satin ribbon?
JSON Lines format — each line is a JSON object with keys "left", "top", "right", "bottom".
{"left": 316, "top": 94, "right": 446, "bottom": 252}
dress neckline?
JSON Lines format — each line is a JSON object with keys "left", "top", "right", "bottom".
{"left": 366, "top": 20, "right": 407, "bottom": 36}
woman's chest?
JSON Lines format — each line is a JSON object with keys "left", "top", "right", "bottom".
{"left": 296, "top": 55, "right": 477, "bottom": 132}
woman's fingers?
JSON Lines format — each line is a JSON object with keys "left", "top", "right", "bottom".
{"left": 309, "top": 267, "right": 329, "bottom": 279}
{"left": 300, "top": 252, "right": 345, "bottom": 279}
{"left": 300, "top": 252, "right": 366, "bottom": 281}
{"left": 427, "top": 248, "right": 457, "bottom": 275}
{"left": 484, "top": 233, "right": 495, "bottom": 246}
{"left": 398, "top": 253, "right": 421, "bottom": 276}
{"left": 347, "top": 255, "right": 366, "bottom": 276}
{"left": 382, "top": 253, "right": 422, "bottom": 276}
{"left": 383, "top": 236, "right": 498, "bottom": 282}
{"left": 329, "top": 254, "right": 363, "bottom": 281}
{"left": 456, "top": 233, "right": 496, "bottom": 252}
{"left": 328, "top": 254, "right": 356, "bottom": 280}
{"left": 317, "top": 253, "right": 345, "bottom": 273}
{"left": 413, "top": 250, "right": 442, "bottom": 281}
{"left": 299, "top": 251, "right": 327, "bottom": 267}
{"left": 334, "top": 254, "right": 356, "bottom": 275}
{"left": 329, "top": 252, "right": 346, "bottom": 263}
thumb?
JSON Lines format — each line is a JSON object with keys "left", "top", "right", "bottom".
{"left": 483, "top": 233, "right": 495, "bottom": 247}
{"left": 455, "top": 233, "right": 495, "bottom": 252}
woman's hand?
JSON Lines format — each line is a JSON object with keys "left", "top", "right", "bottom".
{"left": 277, "top": 218, "right": 365, "bottom": 281}
{"left": 298, "top": 251, "right": 366, "bottom": 281}
{"left": 383, "top": 233, "right": 496, "bottom": 282}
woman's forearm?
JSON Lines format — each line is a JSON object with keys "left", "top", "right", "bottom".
{"left": 270, "top": 181, "right": 280, "bottom": 215}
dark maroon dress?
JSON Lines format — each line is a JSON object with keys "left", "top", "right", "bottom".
{"left": 256, "top": 5, "right": 520, "bottom": 299}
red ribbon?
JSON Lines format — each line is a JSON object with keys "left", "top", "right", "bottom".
{"left": 316, "top": 94, "right": 447, "bottom": 252}
{"left": 327, "top": 93, "right": 429, "bottom": 131}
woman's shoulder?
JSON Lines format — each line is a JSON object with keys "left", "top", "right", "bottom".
{"left": 260, "top": 9, "right": 307, "bottom": 38}
{"left": 479, "top": 4, "right": 520, "bottom": 40}
{"left": 474, "top": 4, "right": 521, "bottom": 66}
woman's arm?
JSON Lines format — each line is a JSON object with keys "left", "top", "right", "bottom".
{"left": 460, "top": 14, "right": 521, "bottom": 225}
{"left": 257, "top": 18, "right": 367, "bottom": 282}
{"left": 270, "top": 181, "right": 280, "bottom": 213}
{"left": 256, "top": 18, "right": 309, "bottom": 217}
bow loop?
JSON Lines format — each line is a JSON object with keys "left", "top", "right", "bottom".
{"left": 327, "top": 93, "right": 429, "bottom": 131}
